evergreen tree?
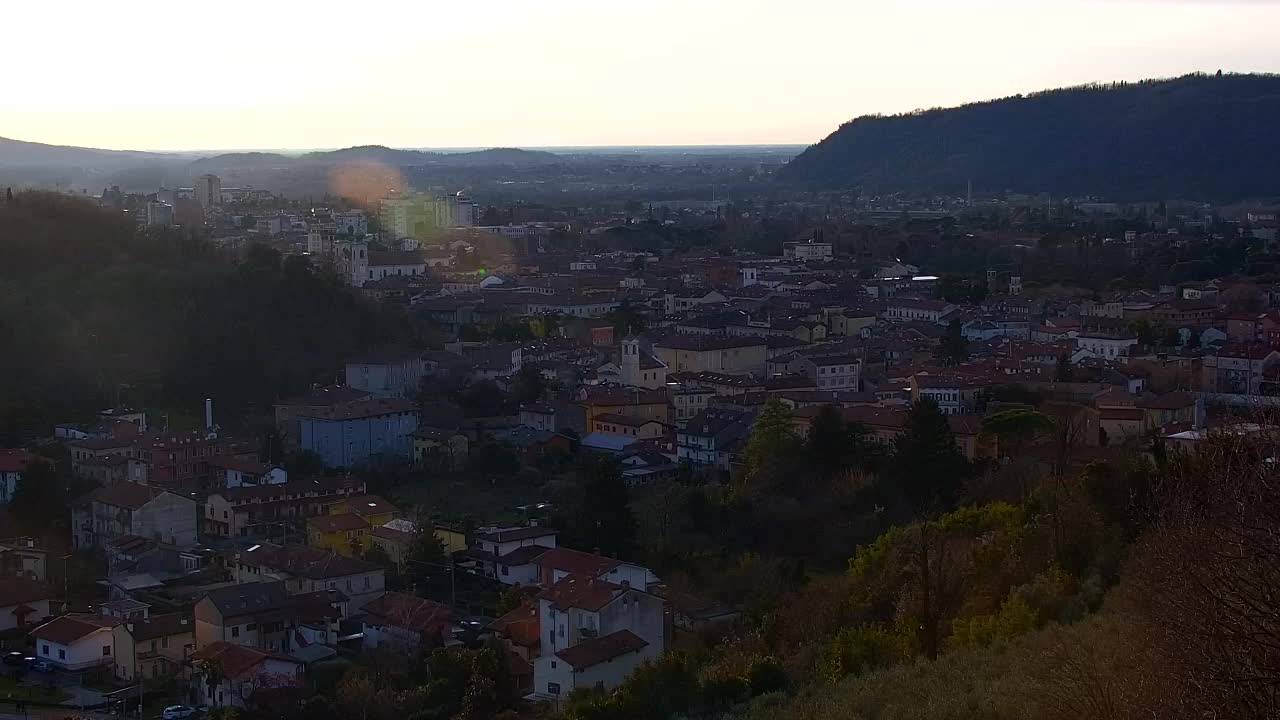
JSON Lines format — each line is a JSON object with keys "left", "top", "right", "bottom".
{"left": 404, "top": 526, "right": 451, "bottom": 600}
{"left": 742, "top": 397, "right": 799, "bottom": 491}
{"left": 937, "top": 320, "right": 969, "bottom": 366}
{"left": 891, "top": 398, "right": 970, "bottom": 515}
{"left": 1054, "top": 353, "right": 1073, "bottom": 382}
{"left": 570, "top": 456, "right": 636, "bottom": 558}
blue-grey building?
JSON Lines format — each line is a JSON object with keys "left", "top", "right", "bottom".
{"left": 299, "top": 399, "right": 419, "bottom": 468}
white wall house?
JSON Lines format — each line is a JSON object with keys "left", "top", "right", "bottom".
{"left": 532, "top": 575, "right": 665, "bottom": 703}
{"left": 32, "top": 614, "right": 119, "bottom": 670}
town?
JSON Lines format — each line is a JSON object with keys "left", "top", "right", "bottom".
{"left": 2, "top": 164, "right": 1280, "bottom": 720}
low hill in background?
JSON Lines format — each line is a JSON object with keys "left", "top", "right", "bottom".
{"left": 778, "top": 73, "right": 1280, "bottom": 200}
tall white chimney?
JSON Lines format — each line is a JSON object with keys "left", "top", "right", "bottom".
{"left": 205, "top": 398, "right": 213, "bottom": 431}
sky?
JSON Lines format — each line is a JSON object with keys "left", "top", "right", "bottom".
{"left": 6, "top": 0, "right": 1279, "bottom": 151}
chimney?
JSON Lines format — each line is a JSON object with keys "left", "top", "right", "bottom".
{"left": 205, "top": 398, "right": 213, "bottom": 431}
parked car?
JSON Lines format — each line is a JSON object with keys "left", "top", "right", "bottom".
{"left": 28, "top": 659, "right": 54, "bottom": 673}
{"left": 162, "top": 705, "right": 196, "bottom": 720}
{"left": 2, "top": 651, "right": 25, "bottom": 667}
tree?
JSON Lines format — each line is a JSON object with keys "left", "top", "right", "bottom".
{"left": 1130, "top": 319, "right": 1155, "bottom": 346}
{"left": 1054, "top": 353, "right": 1073, "bottom": 382}
{"left": 937, "top": 320, "right": 969, "bottom": 366}
{"left": 967, "top": 279, "right": 989, "bottom": 304}
{"left": 510, "top": 365, "right": 546, "bottom": 406}
{"left": 9, "top": 458, "right": 71, "bottom": 534}
{"left": 741, "top": 398, "right": 799, "bottom": 492}
{"left": 494, "top": 586, "right": 525, "bottom": 616}
{"left": 606, "top": 299, "right": 647, "bottom": 336}
{"left": 981, "top": 408, "right": 1054, "bottom": 501}
{"left": 807, "top": 405, "right": 877, "bottom": 477}
{"left": 404, "top": 526, "right": 451, "bottom": 601}
{"left": 569, "top": 456, "right": 636, "bottom": 558}
{"left": 200, "top": 657, "right": 226, "bottom": 709}
{"left": 283, "top": 450, "right": 324, "bottom": 478}
{"left": 890, "top": 398, "right": 970, "bottom": 515}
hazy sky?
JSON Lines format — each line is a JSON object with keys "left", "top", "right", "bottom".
{"left": 7, "top": 0, "right": 1278, "bottom": 151}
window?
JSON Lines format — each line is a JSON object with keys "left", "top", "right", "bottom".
{"left": 150, "top": 640, "right": 157, "bottom": 652}
{"left": 162, "top": 637, "right": 169, "bottom": 649}
{"left": 550, "top": 661, "right": 557, "bottom": 669}
{"left": 41, "top": 644, "right": 48, "bottom": 655}
{"left": 246, "top": 624, "right": 257, "bottom": 632}
{"left": 548, "top": 630, "right": 554, "bottom": 645}
{"left": 232, "top": 626, "right": 240, "bottom": 638}
{"left": 364, "top": 576, "right": 371, "bottom": 589}
{"left": 501, "top": 565, "right": 509, "bottom": 575}
{"left": 102, "top": 645, "right": 111, "bottom": 656}
{"left": 59, "top": 649, "right": 65, "bottom": 660}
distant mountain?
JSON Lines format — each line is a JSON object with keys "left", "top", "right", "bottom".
{"left": 0, "top": 136, "right": 171, "bottom": 168}
{"left": 778, "top": 73, "right": 1280, "bottom": 200}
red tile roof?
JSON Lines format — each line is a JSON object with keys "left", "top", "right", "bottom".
{"left": 538, "top": 548, "right": 621, "bottom": 580}
{"left": 0, "top": 578, "right": 53, "bottom": 609}
{"left": 554, "top": 629, "right": 647, "bottom": 669}
{"left": 0, "top": 449, "right": 38, "bottom": 474}
{"left": 32, "top": 614, "right": 117, "bottom": 644}
{"left": 538, "top": 575, "right": 621, "bottom": 612}
{"left": 360, "top": 592, "right": 451, "bottom": 634}
{"left": 190, "top": 641, "right": 288, "bottom": 679}
{"left": 488, "top": 603, "right": 540, "bottom": 648}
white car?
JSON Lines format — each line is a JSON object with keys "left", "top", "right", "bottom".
{"left": 162, "top": 705, "right": 195, "bottom": 720}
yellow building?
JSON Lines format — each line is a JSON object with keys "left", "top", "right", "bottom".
{"left": 308, "top": 494, "right": 400, "bottom": 556}
{"left": 306, "top": 513, "right": 370, "bottom": 556}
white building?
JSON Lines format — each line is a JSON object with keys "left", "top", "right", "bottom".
{"left": 145, "top": 201, "right": 174, "bottom": 227}
{"left": 1075, "top": 334, "right": 1138, "bottom": 361}
{"left": 783, "top": 241, "right": 834, "bottom": 262}
{"left": 32, "top": 614, "right": 120, "bottom": 670}
{"left": 532, "top": 574, "right": 665, "bottom": 703}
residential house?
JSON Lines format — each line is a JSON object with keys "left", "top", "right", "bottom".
{"left": 663, "top": 289, "right": 728, "bottom": 314}
{"left": 345, "top": 349, "right": 426, "bottom": 399}
{"left": 1075, "top": 334, "right": 1138, "bottom": 361}
{"left": 1202, "top": 344, "right": 1280, "bottom": 395}
{"left": 0, "top": 578, "right": 53, "bottom": 632}
{"left": 113, "top": 613, "right": 195, "bottom": 683}
{"left": 298, "top": 399, "right": 419, "bottom": 468}
{"left": 204, "top": 477, "right": 366, "bottom": 540}
{"left": 68, "top": 436, "right": 134, "bottom": 479}
{"left": 909, "top": 374, "right": 987, "bottom": 415}
{"left": 131, "top": 432, "right": 248, "bottom": 494}
{"left": 412, "top": 427, "right": 469, "bottom": 468}
{"left": 194, "top": 581, "right": 345, "bottom": 654}
{"left": 360, "top": 592, "right": 453, "bottom": 652}
{"left": 532, "top": 575, "right": 665, "bottom": 702}
{"left": 796, "top": 354, "right": 861, "bottom": 391}
{"left": 537, "top": 548, "right": 658, "bottom": 591}
{"left": 469, "top": 525, "right": 559, "bottom": 586}
{"left": 676, "top": 408, "right": 751, "bottom": 470}
{"left": 32, "top": 614, "right": 120, "bottom": 670}
{"left": 233, "top": 543, "right": 385, "bottom": 610}
{"left": 0, "top": 449, "right": 42, "bottom": 505}
{"left": 0, "top": 536, "right": 48, "bottom": 581}
{"left": 209, "top": 457, "right": 287, "bottom": 490}
{"left": 73, "top": 484, "right": 198, "bottom": 549}
{"left": 576, "top": 387, "right": 673, "bottom": 428}
{"left": 307, "top": 495, "right": 400, "bottom": 556}
{"left": 618, "top": 450, "right": 679, "bottom": 487}
{"left": 189, "top": 641, "right": 303, "bottom": 710}
{"left": 488, "top": 603, "right": 540, "bottom": 695}
{"left": 589, "top": 414, "right": 667, "bottom": 441}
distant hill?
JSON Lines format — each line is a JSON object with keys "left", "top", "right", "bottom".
{"left": 0, "top": 136, "right": 171, "bottom": 168}
{"left": 778, "top": 73, "right": 1280, "bottom": 200}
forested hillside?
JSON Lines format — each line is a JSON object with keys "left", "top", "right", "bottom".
{"left": 0, "top": 191, "right": 421, "bottom": 443}
{"left": 779, "top": 73, "right": 1280, "bottom": 200}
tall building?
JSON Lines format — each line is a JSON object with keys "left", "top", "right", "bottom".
{"left": 194, "top": 174, "right": 222, "bottom": 208}
{"left": 379, "top": 192, "right": 477, "bottom": 242}
{"left": 145, "top": 201, "right": 174, "bottom": 227}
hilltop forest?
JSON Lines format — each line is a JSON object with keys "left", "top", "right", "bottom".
{"left": 779, "top": 73, "right": 1280, "bottom": 200}
{"left": 0, "top": 191, "right": 425, "bottom": 443}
